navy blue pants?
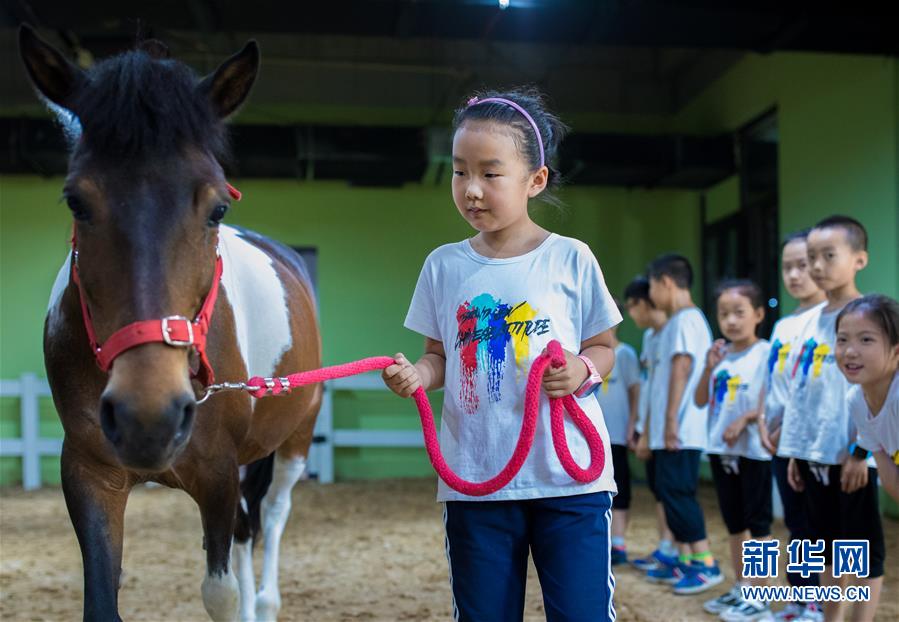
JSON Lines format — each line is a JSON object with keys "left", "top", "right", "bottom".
{"left": 443, "top": 491, "right": 615, "bottom": 622}
{"left": 772, "top": 456, "right": 818, "bottom": 588}
{"left": 653, "top": 449, "right": 707, "bottom": 544}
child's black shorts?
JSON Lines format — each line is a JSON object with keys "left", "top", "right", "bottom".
{"left": 709, "top": 454, "right": 773, "bottom": 537}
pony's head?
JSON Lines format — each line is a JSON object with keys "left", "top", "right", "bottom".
{"left": 20, "top": 25, "right": 259, "bottom": 471}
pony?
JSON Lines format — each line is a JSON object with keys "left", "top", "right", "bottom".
{"left": 18, "top": 25, "right": 321, "bottom": 621}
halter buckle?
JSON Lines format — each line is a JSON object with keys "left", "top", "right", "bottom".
{"left": 161, "top": 316, "right": 194, "bottom": 347}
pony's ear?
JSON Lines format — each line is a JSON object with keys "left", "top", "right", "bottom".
{"left": 18, "top": 24, "right": 86, "bottom": 111}
{"left": 198, "top": 40, "right": 259, "bottom": 119}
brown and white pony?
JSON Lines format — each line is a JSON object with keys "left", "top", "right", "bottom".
{"left": 19, "top": 26, "right": 321, "bottom": 621}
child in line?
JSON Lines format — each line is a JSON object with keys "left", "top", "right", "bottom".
{"left": 695, "top": 280, "right": 773, "bottom": 621}
{"left": 758, "top": 230, "right": 825, "bottom": 622}
{"left": 382, "top": 88, "right": 622, "bottom": 621}
{"left": 595, "top": 301, "right": 641, "bottom": 565}
{"left": 641, "top": 254, "right": 722, "bottom": 594}
{"left": 836, "top": 294, "right": 899, "bottom": 503}
{"left": 779, "top": 216, "right": 884, "bottom": 621}
{"left": 623, "top": 276, "right": 678, "bottom": 572}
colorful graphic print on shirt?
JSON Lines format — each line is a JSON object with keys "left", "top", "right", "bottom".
{"left": 791, "top": 338, "right": 833, "bottom": 388}
{"left": 455, "top": 294, "right": 551, "bottom": 414}
{"left": 710, "top": 369, "right": 747, "bottom": 417}
{"left": 767, "top": 339, "right": 791, "bottom": 379}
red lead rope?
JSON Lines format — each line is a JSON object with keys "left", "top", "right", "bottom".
{"left": 242, "top": 340, "right": 605, "bottom": 496}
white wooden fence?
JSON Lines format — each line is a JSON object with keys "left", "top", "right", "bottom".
{"left": 0, "top": 374, "right": 61, "bottom": 490}
{"left": 0, "top": 372, "right": 429, "bottom": 489}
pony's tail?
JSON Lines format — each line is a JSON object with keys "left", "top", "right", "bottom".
{"left": 234, "top": 452, "right": 275, "bottom": 547}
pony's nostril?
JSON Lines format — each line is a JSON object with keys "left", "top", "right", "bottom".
{"left": 99, "top": 396, "right": 121, "bottom": 445}
{"left": 174, "top": 398, "right": 196, "bottom": 444}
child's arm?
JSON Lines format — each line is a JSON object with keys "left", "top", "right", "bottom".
{"left": 664, "top": 354, "right": 693, "bottom": 450}
{"left": 382, "top": 337, "right": 446, "bottom": 398}
{"left": 873, "top": 451, "right": 899, "bottom": 503}
{"left": 694, "top": 339, "right": 726, "bottom": 408}
{"left": 542, "top": 330, "right": 614, "bottom": 398}
{"left": 626, "top": 382, "right": 640, "bottom": 448}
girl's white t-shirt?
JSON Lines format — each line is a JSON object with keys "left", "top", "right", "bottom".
{"left": 850, "top": 372, "right": 899, "bottom": 459}
{"left": 763, "top": 303, "right": 825, "bottom": 432}
{"left": 706, "top": 340, "right": 771, "bottom": 460}
{"left": 404, "top": 233, "right": 622, "bottom": 501}
{"left": 597, "top": 342, "right": 640, "bottom": 446}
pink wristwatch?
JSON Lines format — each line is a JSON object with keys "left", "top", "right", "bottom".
{"left": 574, "top": 354, "right": 603, "bottom": 398}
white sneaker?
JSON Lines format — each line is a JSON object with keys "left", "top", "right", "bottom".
{"left": 704, "top": 585, "right": 743, "bottom": 614}
{"left": 795, "top": 603, "right": 823, "bottom": 622}
{"left": 774, "top": 603, "right": 804, "bottom": 621}
{"left": 720, "top": 600, "right": 773, "bottom": 622}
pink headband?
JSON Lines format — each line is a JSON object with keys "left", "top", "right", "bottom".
{"left": 467, "top": 96, "right": 545, "bottom": 168}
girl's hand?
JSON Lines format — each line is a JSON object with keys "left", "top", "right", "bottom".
{"left": 840, "top": 455, "right": 869, "bottom": 494}
{"left": 542, "top": 348, "right": 589, "bottom": 398}
{"left": 626, "top": 420, "right": 637, "bottom": 451}
{"left": 635, "top": 432, "right": 651, "bottom": 461}
{"left": 723, "top": 413, "right": 750, "bottom": 447}
{"left": 787, "top": 458, "right": 805, "bottom": 492}
{"left": 705, "top": 339, "right": 728, "bottom": 371}
{"left": 759, "top": 418, "right": 777, "bottom": 455}
{"left": 381, "top": 353, "right": 422, "bottom": 398}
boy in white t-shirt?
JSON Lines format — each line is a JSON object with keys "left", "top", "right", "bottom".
{"left": 596, "top": 300, "right": 641, "bottom": 565}
{"left": 779, "top": 216, "right": 884, "bottom": 621}
{"left": 641, "top": 254, "right": 721, "bottom": 594}
{"left": 623, "top": 276, "right": 678, "bottom": 572}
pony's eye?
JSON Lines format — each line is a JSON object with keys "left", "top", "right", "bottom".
{"left": 66, "top": 195, "right": 91, "bottom": 222}
{"left": 208, "top": 204, "right": 229, "bottom": 226}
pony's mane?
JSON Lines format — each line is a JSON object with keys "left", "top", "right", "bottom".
{"left": 64, "top": 46, "right": 229, "bottom": 162}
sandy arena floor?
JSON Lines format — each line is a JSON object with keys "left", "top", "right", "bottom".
{"left": 1, "top": 478, "right": 896, "bottom": 621}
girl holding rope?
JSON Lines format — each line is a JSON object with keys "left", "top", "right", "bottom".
{"left": 382, "top": 88, "right": 621, "bottom": 622}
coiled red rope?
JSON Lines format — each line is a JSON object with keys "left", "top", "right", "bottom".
{"left": 244, "top": 339, "right": 605, "bottom": 496}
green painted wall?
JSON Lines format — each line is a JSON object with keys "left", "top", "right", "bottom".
{"left": 703, "top": 175, "right": 740, "bottom": 224}
{"left": 675, "top": 52, "right": 899, "bottom": 303}
{"left": 2, "top": 50, "right": 896, "bottom": 492}
{"left": 0, "top": 175, "right": 697, "bottom": 484}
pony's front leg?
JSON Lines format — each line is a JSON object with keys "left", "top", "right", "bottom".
{"left": 197, "top": 465, "right": 241, "bottom": 622}
{"left": 255, "top": 453, "right": 306, "bottom": 621}
{"left": 60, "top": 441, "right": 131, "bottom": 622}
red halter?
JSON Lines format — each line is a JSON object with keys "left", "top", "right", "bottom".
{"left": 70, "top": 182, "right": 241, "bottom": 387}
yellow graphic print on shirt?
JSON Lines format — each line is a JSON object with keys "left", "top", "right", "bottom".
{"left": 812, "top": 343, "right": 831, "bottom": 378}
{"left": 776, "top": 342, "right": 791, "bottom": 374}
{"left": 726, "top": 375, "right": 742, "bottom": 403}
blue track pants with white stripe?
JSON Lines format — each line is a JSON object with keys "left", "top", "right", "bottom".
{"left": 443, "top": 491, "right": 615, "bottom": 622}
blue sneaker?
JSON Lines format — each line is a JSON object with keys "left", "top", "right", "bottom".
{"left": 646, "top": 561, "right": 687, "bottom": 584}
{"left": 632, "top": 549, "right": 677, "bottom": 572}
{"left": 611, "top": 546, "right": 628, "bottom": 566}
{"left": 672, "top": 561, "right": 725, "bottom": 595}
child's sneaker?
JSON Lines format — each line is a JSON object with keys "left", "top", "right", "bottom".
{"left": 773, "top": 603, "right": 805, "bottom": 621}
{"left": 611, "top": 546, "right": 628, "bottom": 566}
{"left": 704, "top": 584, "right": 743, "bottom": 614}
{"left": 720, "top": 600, "right": 774, "bottom": 621}
{"left": 632, "top": 549, "right": 677, "bottom": 572}
{"left": 795, "top": 603, "right": 823, "bottom": 622}
{"left": 672, "top": 561, "right": 725, "bottom": 595}
{"left": 645, "top": 561, "right": 685, "bottom": 584}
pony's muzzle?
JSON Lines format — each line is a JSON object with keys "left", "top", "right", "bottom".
{"left": 99, "top": 390, "right": 196, "bottom": 471}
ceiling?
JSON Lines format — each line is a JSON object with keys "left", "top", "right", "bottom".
{"left": 0, "top": 1, "right": 894, "bottom": 187}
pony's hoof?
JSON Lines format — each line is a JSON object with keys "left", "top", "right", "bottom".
{"left": 255, "top": 589, "right": 280, "bottom": 621}
{"left": 202, "top": 571, "right": 240, "bottom": 622}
